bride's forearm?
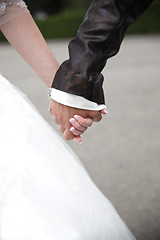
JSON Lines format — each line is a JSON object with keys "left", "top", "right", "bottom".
{"left": 0, "top": 12, "right": 59, "bottom": 87}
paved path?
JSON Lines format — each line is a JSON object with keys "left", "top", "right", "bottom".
{"left": 0, "top": 35, "right": 160, "bottom": 240}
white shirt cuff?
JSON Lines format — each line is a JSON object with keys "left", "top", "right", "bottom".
{"left": 49, "top": 88, "right": 106, "bottom": 111}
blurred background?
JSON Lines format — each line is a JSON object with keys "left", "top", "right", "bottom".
{"left": 0, "top": 1, "right": 160, "bottom": 240}
{"left": 0, "top": 0, "right": 160, "bottom": 41}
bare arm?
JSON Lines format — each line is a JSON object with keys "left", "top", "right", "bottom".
{"left": 0, "top": 8, "right": 95, "bottom": 142}
{"left": 0, "top": 10, "right": 59, "bottom": 87}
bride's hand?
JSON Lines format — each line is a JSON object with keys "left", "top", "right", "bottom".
{"left": 69, "top": 115, "right": 93, "bottom": 143}
{"left": 69, "top": 109, "right": 107, "bottom": 142}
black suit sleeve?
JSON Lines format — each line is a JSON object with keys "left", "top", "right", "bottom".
{"left": 52, "top": 0, "right": 153, "bottom": 105}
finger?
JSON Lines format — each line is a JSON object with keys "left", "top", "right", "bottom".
{"left": 74, "top": 135, "right": 83, "bottom": 143}
{"left": 70, "top": 127, "right": 83, "bottom": 136}
{"left": 63, "top": 128, "right": 74, "bottom": 140}
{"left": 69, "top": 118, "right": 87, "bottom": 132}
{"left": 64, "top": 129, "right": 82, "bottom": 143}
{"left": 100, "top": 109, "right": 107, "bottom": 114}
{"left": 74, "top": 115, "right": 93, "bottom": 127}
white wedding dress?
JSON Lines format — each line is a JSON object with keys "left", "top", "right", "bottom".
{"left": 0, "top": 76, "right": 136, "bottom": 240}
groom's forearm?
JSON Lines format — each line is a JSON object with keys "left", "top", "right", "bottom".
{"left": 51, "top": 0, "right": 153, "bottom": 107}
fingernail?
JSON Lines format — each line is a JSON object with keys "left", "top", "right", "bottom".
{"left": 73, "top": 138, "right": 83, "bottom": 144}
{"left": 79, "top": 140, "right": 83, "bottom": 144}
{"left": 103, "top": 109, "right": 107, "bottom": 114}
{"left": 74, "top": 115, "right": 80, "bottom": 121}
{"left": 74, "top": 137, "right": 83, "bottom": 144}
{"left": 70, "top": 127, "right": 75, "bottom": 132}
{"left": 77, "top": 136, "right": 83, "bottom": 144}
{"left": 69, "top": 118, "right": 75, "bottom": 124}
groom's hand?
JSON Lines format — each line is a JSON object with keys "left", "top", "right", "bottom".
{"left": 50, "top": 99, "right": 104, "bottom": 141}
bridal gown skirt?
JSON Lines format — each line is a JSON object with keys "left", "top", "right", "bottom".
{"left": 0, "top": 74, "right": 136, "bottom": 240}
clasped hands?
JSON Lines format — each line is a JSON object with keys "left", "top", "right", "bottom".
{"left": 50, "top": 99, "right": 106, "bottom": 143}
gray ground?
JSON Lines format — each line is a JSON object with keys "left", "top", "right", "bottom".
{"left": 0, "top": 35, "right": 160, "bottom": 240}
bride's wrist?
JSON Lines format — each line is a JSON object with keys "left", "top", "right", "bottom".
{"left": 48, "top": 87, "right": 52, "bottom": 100}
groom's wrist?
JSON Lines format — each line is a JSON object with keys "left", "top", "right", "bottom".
{"left": 48, "top": 87, "right": 106, "bottom": 111}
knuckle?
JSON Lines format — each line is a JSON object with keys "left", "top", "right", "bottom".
{"left": 71, "top": 128, "right": 80, "bottom": 136}
{"left": 79, "top": 127, "right": 85, "bottom": 132}
{"left": 64, "top": 134, "right": 72, "bottom": 140}
{"left": 87, "top": 120, "right": 92, "bottom": 127}
{"left": 74, "top": 132, "right": 80, "bottom": 136}
{"left": 73, "top": 122, "right": 79, "bottom": 129}
{"left": 95, "top": 114, "right": 102, "bottom": 122}
{"left": 91, "top": 112, "right": 99, "bottom": 118}
{"left": 80, "top": 119, "right": 86, "bottom": 126}
{"left": 98, "top": 114, "right": 102, "bottom": 121}
{"left": 75, "top": 124, "right": 83, "bottom": 131}
{"left": 64, "top": 130, "right": 74, "bottom": 140}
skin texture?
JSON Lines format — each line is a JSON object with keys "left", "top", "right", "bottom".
{"left": 0, "top": 9, "right": 105, "bottom": 141}
{"left": 0, "top": 11, "right": 59, "bottom": 87}
{"left": 50, "top": 99, "right": 106, "bottom": 141}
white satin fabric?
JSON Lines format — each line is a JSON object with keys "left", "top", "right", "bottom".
{"left": 0, "top": 75, "right": 136, "bottom": 239}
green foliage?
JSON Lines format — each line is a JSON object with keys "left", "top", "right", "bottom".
{"left": 127, "top": 0, "right": 160, "bottom": 34}
{"left": 61, "top": 0, "right": 91, "bottom": 10}
{"left": 0, "top": 1, "right": 159, "bottom": 42}
{"left": 0, "top": 33, "right": 6, "bottom": 42}
{"left": 25, "top": 0, "right": 91, "bottom": 14}
{"left": 36, "top": 0, "right": 160, "bottom": 39}
{"left": 25, "top": 0, "right": 61, "bottom": 14}
{"left": 35, "top": 9, "right": 86, "bottom": 39}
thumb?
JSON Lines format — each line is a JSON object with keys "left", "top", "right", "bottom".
{"left": 63, "top": 129, "right": 74, "bottom": 140}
